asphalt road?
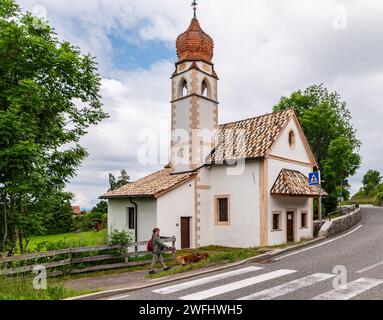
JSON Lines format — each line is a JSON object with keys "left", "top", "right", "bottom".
{"left": 105, "top": 207, "right": 383, "bottom": 300}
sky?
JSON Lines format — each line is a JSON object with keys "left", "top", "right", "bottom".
{"left": 17, "top": 0, "right": 383, "bottom": 209}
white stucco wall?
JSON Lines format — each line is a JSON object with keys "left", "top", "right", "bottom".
{"left": 108, "top": 198, "right": 157, "bottom": 245}
{"left": 200, "top": 162, "right": 261, "bottom": 248}
{"left": 267, "top": 127, "right": 315, "bottom": 245}
{"left": 269, "top": 117, "right": 312, "bottom": 164}
{"left": 268, "top": 196, "right": 313, "bottom": 245}
{"left": 157, "top": 179, "right": 196, "bottom": 250}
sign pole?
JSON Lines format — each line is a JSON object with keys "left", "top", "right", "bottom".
{"left": 309, "top": 170, "right": 322, "bottom": 225}
{"left": 319, "top": 170, "right": 322, "bottom": 225}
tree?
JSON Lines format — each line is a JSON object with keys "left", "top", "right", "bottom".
{"left": 41, "top": 192, "right": 74, "bottom": 235}
{"left": 109, "top": 170, "right": 130, "bottom": 191}
{"left": 362, "top": 170, "right": 382, "bottom": 195}
{"left": 0, "top": 1, "right": 108, "bottom": 253}
{"left": 91, "top": 200, "right": 108, "bottom": 214}
{"left": 274, "top": 84, "right": 361, "bottom": 213}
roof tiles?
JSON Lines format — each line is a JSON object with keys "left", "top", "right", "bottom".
{"left": 101, "top": 169, "right": 196, "bottom": 199}
{"left": 271, "top": 169, "right": 327, "bottom": 197}
{"left": 209, "top": 109, "right": 294, "bottom": 163}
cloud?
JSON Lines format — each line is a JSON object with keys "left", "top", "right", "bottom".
{"left": 16, "top": 0, "right": 383, "bottom": 207}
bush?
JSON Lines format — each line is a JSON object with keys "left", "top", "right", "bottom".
{"left": 109, "top": 230, "right": 133, "bottom": 256}
{"left": 101, "top": 213, "right": 107, "bottom": 230}
{"left": 375, "top": 192, "right": 383, "bottom": 207}
{"left": 109, "top": 230, "right": 133, "bottom": 246}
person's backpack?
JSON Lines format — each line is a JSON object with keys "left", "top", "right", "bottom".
{"left": 147, "top": 238, "right": 154, "bottom": 252}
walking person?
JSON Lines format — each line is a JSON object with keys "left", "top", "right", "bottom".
{"left": 149, "top": 228, "right": 174, "bottom": 275}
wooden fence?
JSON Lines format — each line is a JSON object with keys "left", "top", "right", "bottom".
{"left": 0, "top": 237, "right": 176, "bottom": 277}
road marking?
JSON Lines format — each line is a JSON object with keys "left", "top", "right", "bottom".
{"left": 179, "top": 269, "right": 296, "bottom": 300}
{"left": 275, "top": 225, "right": 363, "bottom": 261}
{"left": 153, "top": 266, "right": 263, "bottom": 295}
{"left": 238, "top": 273, "right": 335, "bottom": 300}
{"left": 312, "top": 278, "right": 383, "bottom": 300}
{"left": 104, "top": 294, "right": 131, "bottom": 300}
{"left": 356, "top": 261, "right": 383, "bottom": 274}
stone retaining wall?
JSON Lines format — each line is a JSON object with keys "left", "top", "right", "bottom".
{"left": 318, "top": 209, "right": 361, "bottom": 237}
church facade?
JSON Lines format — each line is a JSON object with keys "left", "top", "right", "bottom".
{"left": 102, "top": 11, "right": 326, "bottom": 249}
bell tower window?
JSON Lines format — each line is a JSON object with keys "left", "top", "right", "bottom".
{"left": 179, "top": 79, "right": 188, "bottom": 98}
{"left": 201, "top": 79, "right": 211, "bottom": 98}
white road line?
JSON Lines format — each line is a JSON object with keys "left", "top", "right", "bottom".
{"left": 179, "top": 269, "right": 296, "bottom": 300}
{"left": 153, "top": 266, "right": 263, "bottom": 295}
{"left": 238, "top": 273, "right": 335, "bottom": 300}
{"left": 275, "top": 225, "right": 363, "bottom": 261}
{"left": 356, "top": 261, "right": 383, "bottom": 274}
{"left": 104, "top": 294, "right": 131, "bottom": 300}
{"left": 312, "top": 278, "right": 383, "bottom": 300}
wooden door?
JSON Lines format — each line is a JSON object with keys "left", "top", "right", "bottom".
{"left": 181, "top": 217, "right": 191, "bottom": 249}
{"left": 286, "top": 211, "right": 294, "bottom": 243}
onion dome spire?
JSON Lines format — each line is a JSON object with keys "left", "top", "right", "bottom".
{"left": 176, "top": 2, "right": 214, "bottom": 63}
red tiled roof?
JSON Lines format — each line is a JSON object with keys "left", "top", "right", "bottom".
{"left": 176, "top": 18, "right": 214, "bottom": 63}
{"left": 208, "top": 109, "right": 295, "bottom": 163}
{"left": 271, "top": 169, "right": 327, "bottom": 197}
{"left": 101, "top": 169, "right": 196, "bottom": 199}
{"left": 71, "top": 206, "right": 81, "bottom": 215}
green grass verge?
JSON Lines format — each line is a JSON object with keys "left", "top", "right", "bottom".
{"left": 27, "top": 229, "right": 108, "bottom": 252}
{"left": 0, "top": 275, "right": 93, "bottom": 300}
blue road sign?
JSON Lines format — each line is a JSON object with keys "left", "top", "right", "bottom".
{"left": 309, "top": 172, "right": 320, "bottom": 186}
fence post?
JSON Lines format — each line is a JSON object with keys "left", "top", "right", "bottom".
{"left": 69, "top": 248, "right": 73, "bottom": 271}
{"left": 125, "top": 243, "right": 129, "bottom": 264}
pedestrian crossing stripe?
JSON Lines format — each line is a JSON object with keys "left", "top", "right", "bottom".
{"left": 153, "top": 266, "right": 263, "bottom": 295}
{"left": 238, "top": 273, "right": 335, "bottom": 300}
{"left": 150, "top": 268, "right": 383, "bottom": 301}
{"left": 179, "top": 269, "right": 297, "bottom": 300}
{"left": 312, "top": 278, "right": 383, "bottom": 300}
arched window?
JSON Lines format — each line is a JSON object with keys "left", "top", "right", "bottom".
{"left": 288, "top": 130, "right": 296, "bottom": 149}
{"left": 201, "top": 79, "right": 211, "bottom": 98}
{"left": 179, "top": 79, "right": 188, "bottom": 98}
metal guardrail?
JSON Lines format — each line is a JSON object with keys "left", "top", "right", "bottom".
{"left": 328, "top": 204, "right": 359, "bottom": 221}
{"left": 0, "top": 236, "right": 176, "bottom": 276}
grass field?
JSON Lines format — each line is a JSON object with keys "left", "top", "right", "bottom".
{"left": 0, "top": 275, "right": 92, "bottom": 300}
{"left": 27, "top": 229, "right": 108, "bottom": 252}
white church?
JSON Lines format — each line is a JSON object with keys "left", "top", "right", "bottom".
{"left": 102, "top": 7, "right": 326, "bottom": 249}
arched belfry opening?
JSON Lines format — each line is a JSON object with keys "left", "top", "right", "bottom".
{"left": 201, "top": 79, "right": 211, "bottom": 98}
{"left": 179, "top": 78, "right": 188, "bottom": 98}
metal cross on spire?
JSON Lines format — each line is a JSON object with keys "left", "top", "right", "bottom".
{"left": 191, "top": 0, "right": 198, "bottom": 18}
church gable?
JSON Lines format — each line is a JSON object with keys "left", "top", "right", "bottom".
{"left": 267, "top": 113, "right": 317, "bottom": 167}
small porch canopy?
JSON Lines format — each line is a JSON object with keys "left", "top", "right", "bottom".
{"left": 271, "top": 169, "right": 327, "bottom": 197}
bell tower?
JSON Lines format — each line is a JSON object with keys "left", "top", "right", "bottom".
{"left": 171, "top": 4, "right": 219, "bottom": 172}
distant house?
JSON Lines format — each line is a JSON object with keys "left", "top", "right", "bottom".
{"left": 101, "top": 12, "right": 327, "bottom": 250}
{"left": 71, "top": 206, "right": 82, "bottom": 216}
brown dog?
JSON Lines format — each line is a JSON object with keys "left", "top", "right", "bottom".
{"left": 176, "top": 252, "right": 209, "bottom": 266}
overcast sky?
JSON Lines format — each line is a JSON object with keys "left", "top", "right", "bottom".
{"left": 17, "top": 0, "right": 383, "bottom": 209}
